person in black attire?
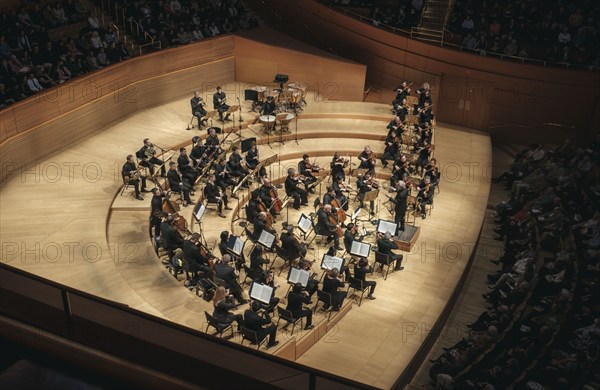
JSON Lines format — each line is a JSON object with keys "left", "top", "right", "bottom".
{"left": 150, "top": 188, "right": 165, "bottom": 239}
{"left": 212, "top": 286, "right": 244, "bottom": 329}
{"left": 191, "top": 90, "right": 207, "bottom": 128}
{"left": 245, "top": 141, "right": 266, "bottom": 178}
{"left": 183, "top": 233, "right": 213, "bottom": 279}
{"left": 252, "top": 212, "right": 276, "bottom": 242}
{"left": 380, "top": 133, "right": 401, "bottom": 169}
{"left": 214, "top": 255, "right": 246, "bottom": 304}
{"left": 322, "top": 186, "right": 337, "bottom": 208}
{"left": 331, "top": 152, "right": 347, "bottom": 182}
{"left": 356, "top": 173, "right": 376, "bottom": 214}
{"left": 417, "top": 101, "right": 434, "bottom": 124}
{"left": 245, "top": 190, "right": 261, "bottom": 224}
{"left": 160, "top": 215, "right": 184, "bottom": 258}
{"left": 227, "top": 146, "right": 249, "bottom": 179}
{"left": 415, "top": 82, "right": 431, "bottom": 108}
{"left": 190, "top": 137, "right": 207, "bottom": 168}
{"left": 297, "top": 258, "right": 319, "bottom": 297}
{"left": 261, "top": 95, "right": 276, "bottom": 116}
{"left": 388, "top": 181, "right": 409, "bottom": 231}
{"left": 284, "top": 168, "right": 308, "bottom": 210}
{"left": 137, "top": 138, "right": 166, "bottom": 177}
{"left": 280, "top": 225, "right": 307, "bottom": 261}
{"left": 213, "top": 85, "right": 230, "bottom": 122}
{"left": 122, "top": 154, "right": 148, "bottom": 200}
{"left": 258, "top": 269, "right": 281, "bottom": 313}
{"left": 377, "top": 231, "right": 404, "bottom": 270}
{"left": 177, "top": 147, "right": 198, "bottom": 185}
{"left": 213, "top": 158, "right": 236, "bottom": 197}
{"left": 358, "top": 146, "right": 376, "bottom": 176}
{"left": 167, "top": 162, "right": 193, "bottom": 206}
{"left": 344, "top": 223, "right": 365, "bottom": 253}
{"left": 391, "top": 80, "right": 411, "bottom": 107}
{"left": 244, "top": 301, "right": 279, "bottom": 348}
{"left": 218, "top": 230, "right": 245, "bottom": 271}
{"left": 206, "top": 173, "right": 231, "bottom": 217}
{"left": 354, "top": 257, "right": 376, "bottom": 299}
{"left": 298, "top": 154, "right": 318, "bottom": 189}
{"left": 417, "top": 176, "right": 433, "bottom": 220}
{"left": 322, "top": 268, "right": 347, "bottom": 311}
{"left": 249, "top": 246, "right": 270, "bottom": 281}
{"left": 316, "top": 204, "right": 341, "bottom": 250}
{"left": 415, "top": 144, "right": 431, "bottom": 175}
{"left": 331, "top": 176, "right": 349, "bottom": 211}
{"left": 259, "top": 177, "right": 280, "bottom": 217}
{"left": 286, "top": 282, "right": 314, "bottom": 330}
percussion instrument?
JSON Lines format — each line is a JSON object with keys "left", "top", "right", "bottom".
{"left": 259, "top": 115, "right": 276, "bottom": 133}
{"left": 250, "top": 86, "right": 267, "bottom": 101}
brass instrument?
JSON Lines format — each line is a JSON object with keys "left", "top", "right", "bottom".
{"left": 145, "top": 145, "right": 156, "bottom": 159}
{"left": 129, "top": 167, "right": 142, "bottom": 181}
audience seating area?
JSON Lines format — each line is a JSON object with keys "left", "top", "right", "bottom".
{"left": 430, "top": 137, "right": 600, "bottom": 389}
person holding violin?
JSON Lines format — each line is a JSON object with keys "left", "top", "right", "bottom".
{"left": 331, "top": 152, "right": 348, "bottom": 182}
{"left": 258, "top": 269, "right": 281, "bottom": 314}
{"left": 322, "top": 268, "right": 347, "bottom": 311}
{"left": 316, "top": 204, "right": 342, "bottom": 251}
{"left": 417, "top": 101, "right": 434, "bottom": 124}
{"left": 298, "top": 154, "right": 319, "bottom": 190}
{"left": 183, "top": 232, "right": 214, "bottom": 280}
{"left": 280, "top": 224, "right": 307, "bottom": 261}
{"left": 380, "top": 132, "right": 401, "bottom": 169}
{"left": 387, "top": 116, "right": 404, "bottom": 135}
{"left": 284, "top": 168, "right": 308, "bottom": 210}
{"left": 122, "top": 154, "right": 148, "bottom": 200}
{"left": 259, "top": 178, "right": 281, "bottom": 217}
{"left": 344, "top": 223, "right": 365, "bottom": 254}
{"left": 150, "top": 188, "right": 165, "bottom": 240}
{"left": 167, "top": 162, "right": 193, "bottom": 207}
{"left": 212, "top": 286, "right": 244, "bottom": 329}
{"left": 377, "top": 231, "right": 404, "bottom": 271}
{"left": 416, "top": 82, "right": 432, "bottom": 108}
{"left": 417, "top": 176, "right": 433, "bottom": 220}
{"left": 415, "top": 143, "right": 432, "bottom": 175}
{"left": 358, "top": 146, "right": 376, "bottom": 176}
{"left": 244, "top": 300, "right": 279, "bottom": 348}
{"left": 392, "top": 80, "right": 411, "bottom": 108}
{"left": 204, "top": 173, "right": 231, "bottom": 218}
{"left": 392, "top": 98, "right": 409, "bottom": 121}
{"left": 286, "top": 283, "right": 314, "bottom": 330}
{"left": 191, "top": 90, "right": 207, "bottom": 129}
{"left": 357, "top": 173, "right": 376, "bottom": 215}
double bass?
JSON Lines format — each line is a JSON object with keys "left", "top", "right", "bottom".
{"left": 162, "top": 191, "right": 191, "bottom": 235}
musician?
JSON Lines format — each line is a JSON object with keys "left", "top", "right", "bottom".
{"left": 252, "top": 211, "right": 276, "bottom": 241}
{"left": 356, "top": 173, "right": 376, "bottom": 215}
{"left": 425, "top": 158, "right": 440, "bottom": 187}
{"left": 190, "top": 90, "right": 207, "bottom": 128}
{"left": 358, "top": 146, "right": 376, "bottom": 175}
{"left": 213, "top": 157, "right": 236, "bottom": 196}
{"left": 323, "top": 268, "right": 347, "bottom": 311}
{"left": 245, "top": 141, "right": 266, "bottom": 178}
{"left": 205, "top": 127, "right": 222, "bottom": 156}
{"left": 259, "top": 178, "right": 279, "bottom": 217}
{"left": 136, "top": 138, "right": 166, "bottom": 177}
{"left": 212, "top": 286, "right": 244, "bottom": 329}
{"left": 322, "top": 186, "right": 337, "bottom": 208}
{"left": 416, "top": 123, "right": 433, "bottom": 148}
{"left": 244, "top": 301, "right": 279, "bottom": 348}
{"left": 227, "top": 146, "right": 249, "bottom": 179}
{"left": 258, "top": 270, "right": 281, "bottom": 313}
{"left": 316, "top": 204, "right": 342, "bottom": 250}
{"left": 177, "top": 147, "right": 198, "bottom": 185}
{"left": 376, "top": 231, "right": 404, "bottom": 271}
{"left": 331, "top": 152, "right": 347, "bottom": 181}
{"left": 344, "top": 223, "right": 365, "bottom": 253}
{"left": 298, "top": 154, "right": 318, "bottom": 189}
{"left": 388, "top": 181, "right": 409, "bottom": 231}
{"left": 150, "top": 188, "right": 165, "bottom": 239}
{"left": 280, "top": 225, "right": 307, "bottom": 261}
{"left": 248, "top": 246, "right": 270, "bottom": 281}
{"left": 212, "top": 85, "right": 230, "bottom": 122}
{"left": 392, "top": 98, "right": 409, "bottom": 121}
{"left": 392, "top": 80, "right": 411, "bottom": 107}
{"left": 417, "top": 176, "right": 433, "bottom": 220}
{"left": 122, "top": 154, "right": 148, "bottom": 200}
{"left": 218, "top": 230, "right": 244, "bottom": 271}
{"left": 261, "top": 95, "right": 276, "bottom": 116}
{"left": 286, "top": 283, "right": 314, "bottom": 330}
{"left": 354, "top": 257, "right": 377, "bottom": 300}
{"left": 380, "top": 133, "right": 401, "bottom": 169}
{"left": 167, "top": 162, "right": 193, "bottom": 207}
{"left": 415, "top": 82, "right": 432, "bottom": 108}
{"left": 183, "top": 232, "right": 214, "bottom": 279}
{"left": 332, "top": 176, "right": 350, "bottom": 211}
{"left": 284, "top": 168, "right": 308, "bottom": 210}
{"left": 190, "top": 137, "right": 208, "bottom": 169}
{"left": 298, "top": 258, "right": 319, "bottom": 296}
{"left": 213, "top": 254, "right": 247, "bottom": 304}
{"left": 204, "top": 173, "right": 231, "bottom": 218}
{"left": 160, "top": 215, "right": 184, "bottom": 258}
{"left": 246, "top": 190, "right": 261, "bottom": 224}
{"left": 415, "top": 144, "right": 431, "bottom": 175}
{"left": 387, "top": 116, "right": 404, "bottom": 135}
{"left": 418, "top": 101, "right": 434, "bottom": 124}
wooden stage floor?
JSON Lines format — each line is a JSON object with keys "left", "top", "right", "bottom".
{"left": 0, "top": 83, "right": 492, "bottom": 389}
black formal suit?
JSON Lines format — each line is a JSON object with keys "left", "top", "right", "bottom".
{"left": 160, "top": 221, "right": 183, "bottom": 257}
{"left": 252, "top": 217, "right": 275, "bottom": 242}
{"left": 213, "top": 162, "right": 235, "bottom": 193}
{"left": 214, "top": 262, "right": 244, "bottom": 302}
{"left": 331, "top": 156, "right": 346, "bottom": 181}
{"left": 280, "top": 232, "right": 306, "bottom": 260}
{"left": 377, "top": 237, "right": 403, "bottom": 269}
{"left": 244, "top": 309, "right": 277, "bottom": 345}
{"left": 286, "top": 291, "right": 312, "bottom": 327}
{"left": 213, "top": 91, "right": 230, "bottom": 120}
{"left": 191, "top": 96, "right": 207, "bottom": 126}
{"left": 177, "top": 154, "right": 197, "bottom": 184}
{"left": 213, "top": 298, "right": 243, "bottom": 326}
{"left": 392, "top": 85, "right": 410, "bottom": 106}
{"left": 284, "top": 175, "right": 308, "bottom": 209}
{"left": 227, "top": 153, "right": 248, "bottom": 178}
{"left": 167, "top": 168, "right": 192, "bottom": 203}
{"left": 249, "top": 252, "right": 269, "bottom": 280}
{"left": 150, "top": 194, "right": 164, "bottom": 237}
{"left": 259, "top": 184, "right": 277, "bottom": 216}
{"left": 356, "top": 176, "right": 375, "bottom": 211}
{"left": 389, "top": 187, "right": 409, "bottom": 230}
{"left": 323, "top": 276, "right": 346, "bottom": 310}
{"left": 380, "top": 139, "right": 400, "bottom": 167}
{"left": 298, "top": 161, "right": 317, "bottom": 185}
{"left": 261, "top": 101, "right": 276, "bottom": 115}
{"left": 121, "top": 161, "right": 146, "bottom": 197}
{"left": 354, "top": 263, "right": 376, "bottom": 295}
{"left": 246, "top": 198, "right": 260, "bottom": 223}
{"left": 331, "top": 181, "right": 349, "bottom": 211}
{"left": 137, "top": 145, "right": 165, "bottom": 176}
{"left": 204, "top": 181, "right": 227, "bottom": 213}
{"left": 358, "top": 151, "right": 375, "bottom": 175}
{"left": 316, "top": 208, "right": 340, "bottom": 248}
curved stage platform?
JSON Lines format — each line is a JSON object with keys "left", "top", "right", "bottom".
{"left": 0, "top": 82, "right": 491, "bottom": 388}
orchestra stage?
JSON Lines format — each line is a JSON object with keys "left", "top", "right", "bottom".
{"left": 0, "top": 82, "right": 491, "bottom": 388}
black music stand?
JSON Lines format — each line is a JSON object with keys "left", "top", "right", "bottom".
{"left": 363, "top": 189, "right": 379, "bottom": 222}
{"left": 226, "top": 105, "right": 241, "bottom": 144}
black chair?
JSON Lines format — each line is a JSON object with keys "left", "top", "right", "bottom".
{"left": 276, "top": 306, "right": 304, "bottom": 335}
{"left": 241, "top": 264, "right": 254, "bottom": 286}
{"left": 204, "top": 311, "right": 234, "bottom": 338}
{"left": 313, "top": 289, "right": 333, "bottom": 321}
{"left": 374, "top": 251, "right": 396, "bottom": 280}
{"left": 347, "top": 276, "right": 370, "bottom": 307}
{"left": 239, "top": 326, "right": 269, "bottom": 350}
{"left": 273, "top": 244, "right": 298, "bottom": 276}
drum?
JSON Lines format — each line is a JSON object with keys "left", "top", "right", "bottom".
{"left": 251, "top": 86, "right": 267, "bottom": 101}
{"left": 259, "top": 115, "right": 276, "bottom": 132}
{"left": 281, "top": 113, "right": 295, "bottom": 125}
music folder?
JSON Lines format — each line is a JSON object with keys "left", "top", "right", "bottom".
{"left": 193, "top": 202, "right": 206, "bottom": 222}
{"left": 226, "top": 235, "right": 244, "bottom": 256}
{"left": 258, "top": 230, "right": 276, "bottom": 249}
{"left": 297, "top": 213, "right": 312, "bottom": 234}
{"left": 321, "top": 254, "right": 344, "bottom": 271}
{"left": 350, "top": 241, "right": 371, "bottom": 258}
{"left": 249, "top": 282, "right": 273, "bottom": 305}
{"left": 287, "top": 267, "right": 310, "bottom": 287}
{"left": 377, "top": 219, "right": 398, "bottom": 236}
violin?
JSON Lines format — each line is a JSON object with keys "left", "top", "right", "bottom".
{"left": 305, "top": 160, "right": 324, "bottom": 172}
{"left": 367, "top": 177, "right": 380, "bottom": 190}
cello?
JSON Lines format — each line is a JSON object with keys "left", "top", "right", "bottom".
{"left": 162, "top": 190, "right": 191, "bottom": 235}
{"left": 327, "top": 209, "right": 343, "bottom": 238}
{"left": 330, "top": 198, "right": 347, "bottom": 224}
{"left": 268, "top": 186, "right": 283, "bottom": 214}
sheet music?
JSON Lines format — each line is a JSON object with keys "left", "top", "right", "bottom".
{"left": 194, "top": 203, "right": 206, "bottom": 221}
{"left": 249, "top": 282, "right": 273, "bottom": 305}
{"left": 350, "top": 241, "right": 371, "bottom": 258}
{"left": 377, "top": 219, "right": 397, "bottom": 236}
{"left": 321, "top": 255, "right": 344, "bottom": 271}
{"left": 288, "top": 267, "right": 310, "bottom": 287}
{"left": 258, "top": 230, "right": 275, "bottom": 249}
{"left": 227, "top": 236, "right": 244, "bottom": 256}
{"left": 297, "top": 214, "right": 312, "bottom": 234}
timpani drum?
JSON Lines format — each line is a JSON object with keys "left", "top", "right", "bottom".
{"left": 251, "top": 86, "right": 267, "bottom": 101}
{"left": 259, "top": 115, "right": 276, "bottom": 133}
{"left": 277, "top": 113, "right": 295, "bottom": 133}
